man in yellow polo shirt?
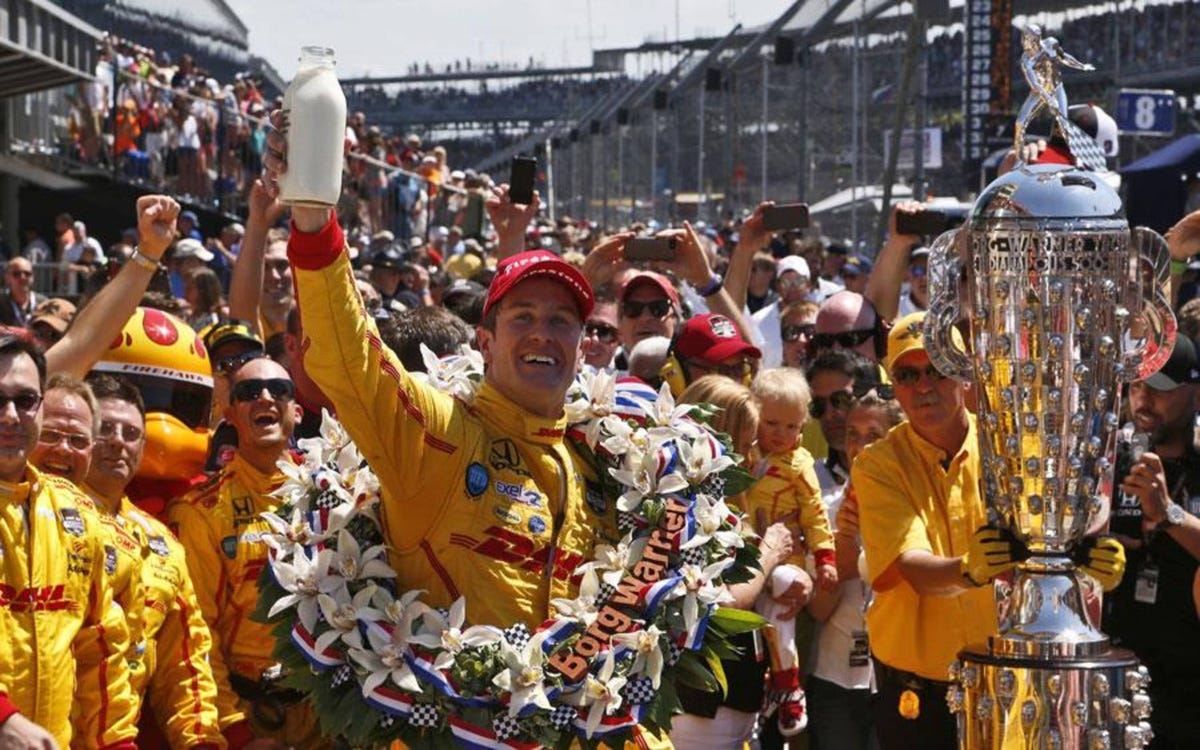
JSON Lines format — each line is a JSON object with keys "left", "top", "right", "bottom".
{"left": 854, "top": 313, "right": 1009, "bottom": 749}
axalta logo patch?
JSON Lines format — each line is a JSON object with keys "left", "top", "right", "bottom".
{"left": 0, "top": 584, "right": 75, "bottom": 612}
{"left": 494, "top": 481, "right": 543, "bottom": 508}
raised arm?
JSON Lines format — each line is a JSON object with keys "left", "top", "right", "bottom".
{"left": 864, "top": 201, "right": 923, "bottom": 324}
{"left": 228, "top": 179, "right": 286, "bottom": 334}
{"left": 723, "top": 202, "right": 773, "bottom": 311}
{"left": 485, "top": 184, "right": 539, "bottom": 261}
{"left": 663, "top": 222, "right": 755, "bottom": 344}
{"left": 46, "top": 195, "right": 178, "bottom": 378}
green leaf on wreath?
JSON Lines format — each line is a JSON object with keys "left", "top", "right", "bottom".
{"left": 708, "top": 606, "right": 768, "bottom": 636}
{"left": 720, "top": 464, "right": 757, "bottom": 497}
{"left": 704, "top": 646, "right": 729, "bottom": 698}
{"left": 673, "top": 650, "right": 720, "bottom": 693}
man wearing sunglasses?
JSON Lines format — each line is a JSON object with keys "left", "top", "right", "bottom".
{"left": 170, "top": 358, "right": 310, "bottom": 749}
{"left": 753, "top": 255, "right": 815, "bottom": 368}
{"left": 813, "top": 291, "right": 885, "bottom": 364}
{"left": 855, "top": 312, "right": 1121, "bottom": 749}
{"left": 0, "top": 257, "right": 39, "bottom": 327}
{"left": 0, "top": 334, "right": 138, "bottom": 749}
{"left": 670, "top": 313, "right": 762, "bottom": 391}
{"left": 582, "top": 297, "right": 621, "bottom": 370}
{"left": 617, "top": 271, "right": 680, "bottom": 361}
{"left": 805, "top": 350, "right": 881, "bottom": 503}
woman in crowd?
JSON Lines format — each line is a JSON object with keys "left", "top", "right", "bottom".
{"left": 184, "top": 267, "right": 225, "bottom": 330}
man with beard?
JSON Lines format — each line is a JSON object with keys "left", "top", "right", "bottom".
{"left": 1107, "top": 334, "right": 1200, "bottom": 747}
{"left": 169, "top": 360, "right": 308, "bottom": 749}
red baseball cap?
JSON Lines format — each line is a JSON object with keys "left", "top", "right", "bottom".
{"left": 483, "top": 250, "right": 594, "bottom": 319}
{"left": 675, "top": 313, "right": 761, "bottom": 366}
{"left": 620, "top": 271, "right": 680, "bottom": 308}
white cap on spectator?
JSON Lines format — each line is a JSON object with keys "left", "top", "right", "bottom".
{"left": 777, "top": 256, "right": 811, "bottom": 279}
{"left": 174, "top": 238, "right": 213, "bottom": 262}
{"left": 450, "top": 170, "right": 465, "bottom": 181}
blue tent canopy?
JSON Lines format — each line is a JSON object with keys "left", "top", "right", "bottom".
{"left": 1118, "top": 134, "right": 1200, "bottom": 234}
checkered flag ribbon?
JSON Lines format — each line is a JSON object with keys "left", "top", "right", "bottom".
{"left": 492, "top": 712, "right": 523, "bottom": 740}
{"left": 329, "top": 664, "right": 353, "bottom": 689}
{"left": 1063, "top": 119, "right": 1108, "bottom": 172}
{"left": 408, "top": 703, "right": 439, "bottom": 728}
{"left": 702, "top": 475, "right": 727, "bottom": 497}
{"left": 617, "top": 511, "right": 638, "bottom": 533}
{"left": 678, "top": 545, "right": 706, "bottom": 567}
{"left": 550, "top": 705, "right": 578, "bottom": 729}
{"left": 622, "top": 677, "right": 657, "bottom": 705}
{"left": 667, "top": 641, "right": 684, "bottom": 666}
{"left": 503, "top": 622, "right": 532, "bottom": 651}
{"left": 597, "top": 581, "right": 617, "bottom": 603}
{"left": 379, "top": 714, "right": 397, "bottom": 729}
{"left": 313, "top": 488, "right": 341, "bottom": 511}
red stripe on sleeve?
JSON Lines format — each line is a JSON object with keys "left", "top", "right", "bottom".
{"left": 287, "top": 214, "right": 345, "bottom": 270}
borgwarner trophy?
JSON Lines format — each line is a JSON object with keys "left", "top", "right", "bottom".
{"left": 923, "top": 26, "right": 1177, "bottom": 750}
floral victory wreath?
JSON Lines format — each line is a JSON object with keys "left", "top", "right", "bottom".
{"left": 255, "top": 347, "right": 765, "bottom": 748}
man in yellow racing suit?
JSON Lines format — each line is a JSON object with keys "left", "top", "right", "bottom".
{"left": 0, "top": 335, "right": 137, "bottom": 749}
{"left": 170, "top": 358, "right": 327, "bottom": 749}
{"left": 282, "top": 187, "right": 674, "bottom": 746}
{"left": 84, "top": 373, "right": 226, "bottom": 749}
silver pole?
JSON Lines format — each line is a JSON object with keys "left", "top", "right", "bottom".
{"left": 616, "top": 125, "right": 625, "bottom": 228}
{"left": 761, "top": 53, "right": 769, "bottom": 203}
{"left": 851, "top": 20, "right": 860, "bottom": 245}
{"left": 650, "top": 109, "right": 658, "bottom": 221}
{"left": 698, "top": 83, "right": 707, "bottom": 222}
{"left": 545, "top": 138, "right": 556, "bottom": 222}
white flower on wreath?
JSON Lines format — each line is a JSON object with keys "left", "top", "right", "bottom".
{"left": 577, "top": 533, "right": 648, "bottom": 588}
{"left": 353, "top": 604, "right": 425, "bottom": 695}
{"left": 409, "top": 597, "right": 502, "bottom": 670}
{"left": 331, "top": 529, "right": 395, "bottom": 582}
{"left": 609, "top": 441, "right": 689, "bottom": 513}
{"left": 549, "top": 569, "right": 603, "bottom": 627}
{"left": 679, "top": 494, "right": 745, "bottom": 552}
{"left": 315, "top": 582, "right": 381, "bottom": 653}
{"left": 268, "top": 545, "right": 342, "bottom": 632}
{"left": 669, "top": 560, "right": 735, "bottom": 639}
{"left": 565, "top": 368, "right": 618, "bottom": 429}
{"left": 598, "top": 419, "right": 647, "bottom": 462}
{"left": 571, "top": 649, "right": 628, "bottom": 738}
{"left": 261, "top": 507, "right": 326, "bottom": 555}
{"left": 492, "top": 629, "right": 554, "bottom": 717}
{"left": 610, "top": 624, "right": 666, "bottom": 689}
{"left": 413, "top": 343, "right": 484, "bottom": 403}
{"left": 676, "top": 434, "right": 735, "bottom": 486}
{"left": 636, "top": 383, "right": 705, "bottom": 438}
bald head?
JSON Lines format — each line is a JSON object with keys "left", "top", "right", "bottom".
{"left": 815, "top": 291, "right": 879, "bottom": 362}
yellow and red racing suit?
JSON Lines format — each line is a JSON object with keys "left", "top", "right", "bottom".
{"left": 121, "top": 498, "right": 224, "bottom": 748}
{"left": 289, "top": 219, "right": 670, "bottom": 749}
{"left": 168, "top": 452, "right": 326, "bottom": 749}
{"left": 0, "top": 467, "right": 137, "bottom": 748}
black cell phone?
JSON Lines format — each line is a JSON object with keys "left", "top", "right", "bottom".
{"left": 624, "top": 237, "right": 678, "bottom": 262}
{"left": 509, "top": 156, "right": 537, "bottom": 205}
{"left": 896, "top": 210, "right": 949, "bottom": 236}
{"left": 761, "top": 203, "right": 810, "bottom": 232}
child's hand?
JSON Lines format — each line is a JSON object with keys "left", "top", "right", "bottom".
{"left": 816, "top": 563, "right": 839, "bottom": 591}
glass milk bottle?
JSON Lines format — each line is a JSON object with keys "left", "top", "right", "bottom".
{"left": 278, "top": 46, "right": 346, "bottom": 207}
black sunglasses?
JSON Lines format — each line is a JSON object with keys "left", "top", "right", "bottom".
{"left": 810, "top": 390, "right": 854, "bottom": 419}
{"left": 231, "top": 378, "right": 295, "bottom": 403}
{"left": 585, "top": 322, "right": 619, "bottom": 344}
{"left": 216, "top": 350, "right": 265, "bottom": 376}
{"left": 621, "top": 299, "right": 672, "bottom": 319}
{"left": 0, "top": 390, "right": 41, "bottom": 413}
{"left": 892, "top": 364, "right": 947, "bottom": 387}
{"left": 781, "top": 323, "right": 816, "bottom": 343}
{"left": 811, "top": 328, "right": 875, "bottom": 351}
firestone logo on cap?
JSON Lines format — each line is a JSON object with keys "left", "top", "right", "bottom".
{"left": 485, "top": 251, "right": 594, "bottom": 319}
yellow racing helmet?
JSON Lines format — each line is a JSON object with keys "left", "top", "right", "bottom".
{"left": 92, "top": 307, "right": 213, "bottom": 479}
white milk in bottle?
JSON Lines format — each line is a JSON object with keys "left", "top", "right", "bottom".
{"left": 279, "top": 46, "right": 346, "bottom": 207}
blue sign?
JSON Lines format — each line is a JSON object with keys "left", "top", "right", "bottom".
{"left": 1115, "top": 89, "right": 1175, "bottom": 136}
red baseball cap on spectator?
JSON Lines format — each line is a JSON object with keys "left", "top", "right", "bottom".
{"left": 483, "top": 250, "right": 593, "bottom": 319}
{"left": 675, "top": 313, "right": 761, "bottom": 366}
{"left": 620, "top": 271, "right": 680, "bottom": 307}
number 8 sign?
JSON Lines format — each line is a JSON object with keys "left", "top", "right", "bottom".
{"left": 1116, "top": 89, "right": 1176, "bottom": 136}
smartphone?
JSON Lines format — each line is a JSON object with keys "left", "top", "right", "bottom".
{"left": 762, "top": 203, "right": 810, "bottom": 232}
{"left": 509, "top": 156, "right": 537, "bottom": 205}
{"left": 625, "top": 237, "right": 678, "bottom": 262}
{"left": 896, "top": 210, "right": 949, "bottom": 236}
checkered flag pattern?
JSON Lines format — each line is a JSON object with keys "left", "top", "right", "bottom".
{"left": 597, "top": 582, "right": 617, "bottom": 603}
{"left": 679, "top": 545, "right": 706, "bottom": 567}
{"left": 702, "top": 475, "right": 727, "bottom": 497}
{"left": 503, "top": 622, "right": 532, "bottom": 651}
{"left": 667, "top": 641, "right": 684, "bottom": 666}
{"left": 617, "top": 511, "right": 638, "bottom": 533}
{"left": 492, "top": 713, "right": 522, "bottom": 740}
{"left": 550, "top": 705, "right": 578, "bottom": 729}
{"left": 329, "top": 664, "right": 353, "bottom": 688}
{"left": 408, "top": 704, "right": 440, "bottom": 728}
{"left": 314, "top": 489, "right": 341, "bottom": 510}
{"left": 379, "top": 714, "right": 397, "bottom": 729}
{"left": 1063, "top": 119, "right": 1108, "bottom": 172}
{"left": 622, "top": 677, "right": 657, "bottom": 705}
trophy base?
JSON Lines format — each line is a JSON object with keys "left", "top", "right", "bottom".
{"left": 949, "top": 645, "right": 1153, "bottom": 749}
{"left": 992, "top": 559, "right": 1109, "bottom": 659}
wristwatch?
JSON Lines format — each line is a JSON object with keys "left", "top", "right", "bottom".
{"left": 1156, "top": 501, "right": 1185, "bottom": 532}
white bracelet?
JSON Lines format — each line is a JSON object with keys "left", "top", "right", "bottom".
{"left": 129, "top": 249, "right": 159, "bottom": 271}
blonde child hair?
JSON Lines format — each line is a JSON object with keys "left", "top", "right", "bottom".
{"left": 750, "top": 366, "right": 812, "bottom": 425}
{"left": 679, "top": 374, "right": 760, "bottom": 464}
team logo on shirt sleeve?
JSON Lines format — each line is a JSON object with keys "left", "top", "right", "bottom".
{"left": 60, "top": 507, "right": 85, "bottom": 536}
{"left": 465, "top": 462, "right": 489, "bottom": 498}
{"left": 104, "top": 545, "right": 117, "bottom": 575}
{"left": 147, "top": 535, "right": 171, "bottom": 557}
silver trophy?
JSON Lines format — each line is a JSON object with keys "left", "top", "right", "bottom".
{"left": 925, "top": 26, "right": 1176, "bottom": 750}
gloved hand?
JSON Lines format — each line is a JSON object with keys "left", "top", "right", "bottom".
{"left": 1072, "top": 536, "right": 1126, "bottom": 592}
{"left": 960, "top": 525, "right": 1028, "bottom": 587}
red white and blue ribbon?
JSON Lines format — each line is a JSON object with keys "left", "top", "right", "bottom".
{"left": 447, "top": 716, "right": 541, "bottom": 750}
{"left": 291, "top": 622, "right": 344, "bottom": 671}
